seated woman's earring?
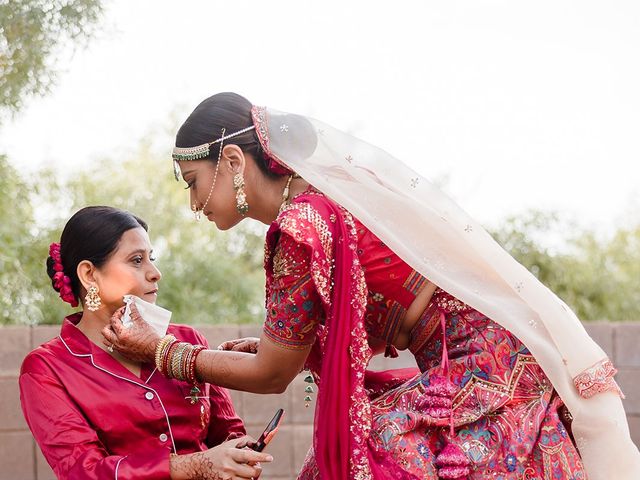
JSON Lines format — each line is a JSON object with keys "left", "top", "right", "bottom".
{"left": 234, "top": 173, "right": 249, "bottom": 215}
{"left": 85, "top": 285, "right": 102, "bottom": 311}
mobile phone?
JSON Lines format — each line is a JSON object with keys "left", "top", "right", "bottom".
{"left": 249, "top": 408, "right": 285, "bottom": 452}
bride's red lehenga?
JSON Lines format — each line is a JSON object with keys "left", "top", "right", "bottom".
{"left": 263, "top": 188, "right": 585, "bottom": 479}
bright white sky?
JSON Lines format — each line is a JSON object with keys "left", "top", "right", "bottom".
{"left": 1, "top": 0, "right": 639, "bottom": 234}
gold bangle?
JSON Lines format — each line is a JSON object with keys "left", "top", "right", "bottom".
{"left": 156, "top": 335, "right": 175, "bottom": 371}
{"left": 171, "top": 342, "right": 189, "bottom": 380}
{"left": 155, "top": 335, "right": 176, "bottom": 372}
{"left": 181, "top": 346, "right": 193, "bottom": 382}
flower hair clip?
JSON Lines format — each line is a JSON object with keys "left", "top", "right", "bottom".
{"left": 49, "top": 243, "right": 78, "bottom": 307}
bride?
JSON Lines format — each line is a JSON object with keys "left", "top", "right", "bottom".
{"left": 105, "top": 92, "right": 639, "bottom": 479}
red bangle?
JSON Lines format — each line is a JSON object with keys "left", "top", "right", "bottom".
{"left": 187, "top": 345, "right": 206, "bottom": 384}
{"left": 163, "top": 341, "right": 180, "bottom": 378}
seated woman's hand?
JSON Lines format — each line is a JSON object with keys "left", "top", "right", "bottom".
{"left": 217, "top": 337, "right": 260, "bottom": 354}
{"left": 173, "top": 435, "right": 273, "bottom": 479}
{"left": 101, "top": 303, "right": 160, "bottom": 363}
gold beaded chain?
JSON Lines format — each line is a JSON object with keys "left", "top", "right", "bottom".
{"left": 192, "top": 128, "right": 226, "bottom": 221}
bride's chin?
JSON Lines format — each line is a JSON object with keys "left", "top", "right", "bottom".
{"left": 215, "top": 222, "right": 233, "bottom": 231}
{"left": 206, "top": 213, "right": 223, "bottom": 227}
{"left": 209, "top": 217, "right": 238, "bottom": 231}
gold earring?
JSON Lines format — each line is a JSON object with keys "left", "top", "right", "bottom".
{"left": 85, "top": 285, "right": 102, "bottom": 311}
{"left": 234, "top": 173, "right": 249, "bottom": 215}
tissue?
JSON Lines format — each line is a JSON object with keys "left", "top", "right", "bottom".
{"left": 122, "top": 295, "right": 172, "bottom": 337}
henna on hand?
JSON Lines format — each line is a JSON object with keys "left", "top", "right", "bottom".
{"left": 170, "top": 452, "right": 223, "bottom": 480}
{"left": 217, "top": 337, "right": 260, "bottom": 354}
{"left": 189, "top": 451, "right": 225, "bottom": 480}
{"left": 101, "top": 303, "right": 160, "bottom": 364}
{"left": 169, "top": 437, "right": 271, "bottom": 480}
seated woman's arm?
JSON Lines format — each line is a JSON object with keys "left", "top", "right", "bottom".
{"left": 20, "top": 365, "right": 172, "bottom": 479}
{"left": 20, "top": 356, "right": 268, "bottom": 480}
{"left": 205, "top": 384, "right": 246, "bottom": 446}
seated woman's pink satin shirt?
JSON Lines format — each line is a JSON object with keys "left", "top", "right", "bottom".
{"left": 20, "top": 314, "right": 245, "bottom": 480}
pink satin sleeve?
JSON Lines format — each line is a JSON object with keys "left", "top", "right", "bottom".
{"left": 263, "top": 232, "right": 324, "bottom": 349}
{"left": 19, "top": 370, "right": 171, "bottom": 480}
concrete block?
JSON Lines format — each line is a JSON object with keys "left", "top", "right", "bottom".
{"left": 584, "top": 322, "right": 614, "bottom": 359}
{"left": 0, "top": 432, "right": 35, "bottom": 480}
{"left": 367, "top": 354, "right": 386, "bottom": 371}
{"left": 0, "top": 378, "right": 27, "bottom": 430}
{"left": 384, "top": 349, "right": 418, "bottom": 370}
{"left": 227, "top": 388, "right": 244, "bottom": 420}
{"left": 618, "top": 368, "right": 640, "bottom": 415}
{"left": 36, "top": 446, "right": 56, "bottom": 480}
{"left": 249, "top": 425, "right": 293, "bottom": 478}
{"left": 627, "top": 415, "right": 640, "bottom": 451}
{"left": 31, "top": 326, "right": 61, "bottom": 351}
{"left": 242, "top": 389, "right": 291, "bottom": 427}
{"left": 0, "top": 327, "right": 31, "bottom": 376}
{"left": 614, "top": 324, "right": 640, "bottom": 367}
{"left": 239, "top": 324, "right": 262, "bottom": 338}
{"left": 194, "top": 325, "right": 241, "bottom": 350}
{"left": 293, "top": 424, "right": 313, "bottom": 474}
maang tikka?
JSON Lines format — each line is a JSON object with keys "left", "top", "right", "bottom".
{"left": 171, "top": 125, "right": 256, "bottom": 221}
{"left": 172, "top": 125, "right": 256, "bottom": 174}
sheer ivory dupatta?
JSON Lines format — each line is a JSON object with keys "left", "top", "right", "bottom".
{"left": 251, "top": 106, "right": 640, "bottom": 480}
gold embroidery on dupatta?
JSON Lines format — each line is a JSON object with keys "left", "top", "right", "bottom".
{"left": 573, "top": 358, "right": 624, "bottom": 399}
{"left": 276, "top": 202, "right": 334, "bottom": 305}
{"left": 343, "top": 208, "right": 374, "bottom": 480}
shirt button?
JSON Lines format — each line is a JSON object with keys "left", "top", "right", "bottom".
{"left": 159, "top": 433, "right": 168, "bottom": 442}
{"left": 145, "top": 392, "right": 154, "bottom": 400}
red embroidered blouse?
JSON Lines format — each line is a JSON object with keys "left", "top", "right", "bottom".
{"left": 20, "top": 314, "right": 245, "bottom": 479}
{"left": 263, "top": 190, "right": 428, "bottom": 350}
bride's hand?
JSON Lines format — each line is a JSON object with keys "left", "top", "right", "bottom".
{"left": 101, "top": 303, "right": 160, "bottom": 363}
{"left": 217, "top": 337, "right": 260, "bottom": 354}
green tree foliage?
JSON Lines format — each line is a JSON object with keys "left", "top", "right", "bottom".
{"left": 0, "top": 154, "right": 50, "bottom": 324}
{"left": 29, "top": 143, "right": 268, "bottom": 326}
{"left": 2, "top": 150, "right": 639, "bottom": 325}
{"left": 0, "top": 0, "right": 103, "bottom": 116}
{"left": 492, "top": 210, "right": 640, "bottom": 321}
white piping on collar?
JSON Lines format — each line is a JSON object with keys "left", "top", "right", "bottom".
{"left": 59, "top": 335, "right": 177, "bottom": 453}
{"left": 144, "top": 367, "right": 158, "bottom": 385}
{"left": 114, "top": 456, "right": 126, "bottom": 479}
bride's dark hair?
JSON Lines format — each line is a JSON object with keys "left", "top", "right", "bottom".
{"left": 175, "top": 92, "right": 281, "bottom": 179}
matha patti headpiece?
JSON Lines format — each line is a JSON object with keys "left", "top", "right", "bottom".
{"left": 171, "top": 125, "right": 256, "bottom": 181}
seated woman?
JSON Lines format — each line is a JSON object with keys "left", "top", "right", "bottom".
{"left": 19, "top": 206, "right": 272, "bottom": 480}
